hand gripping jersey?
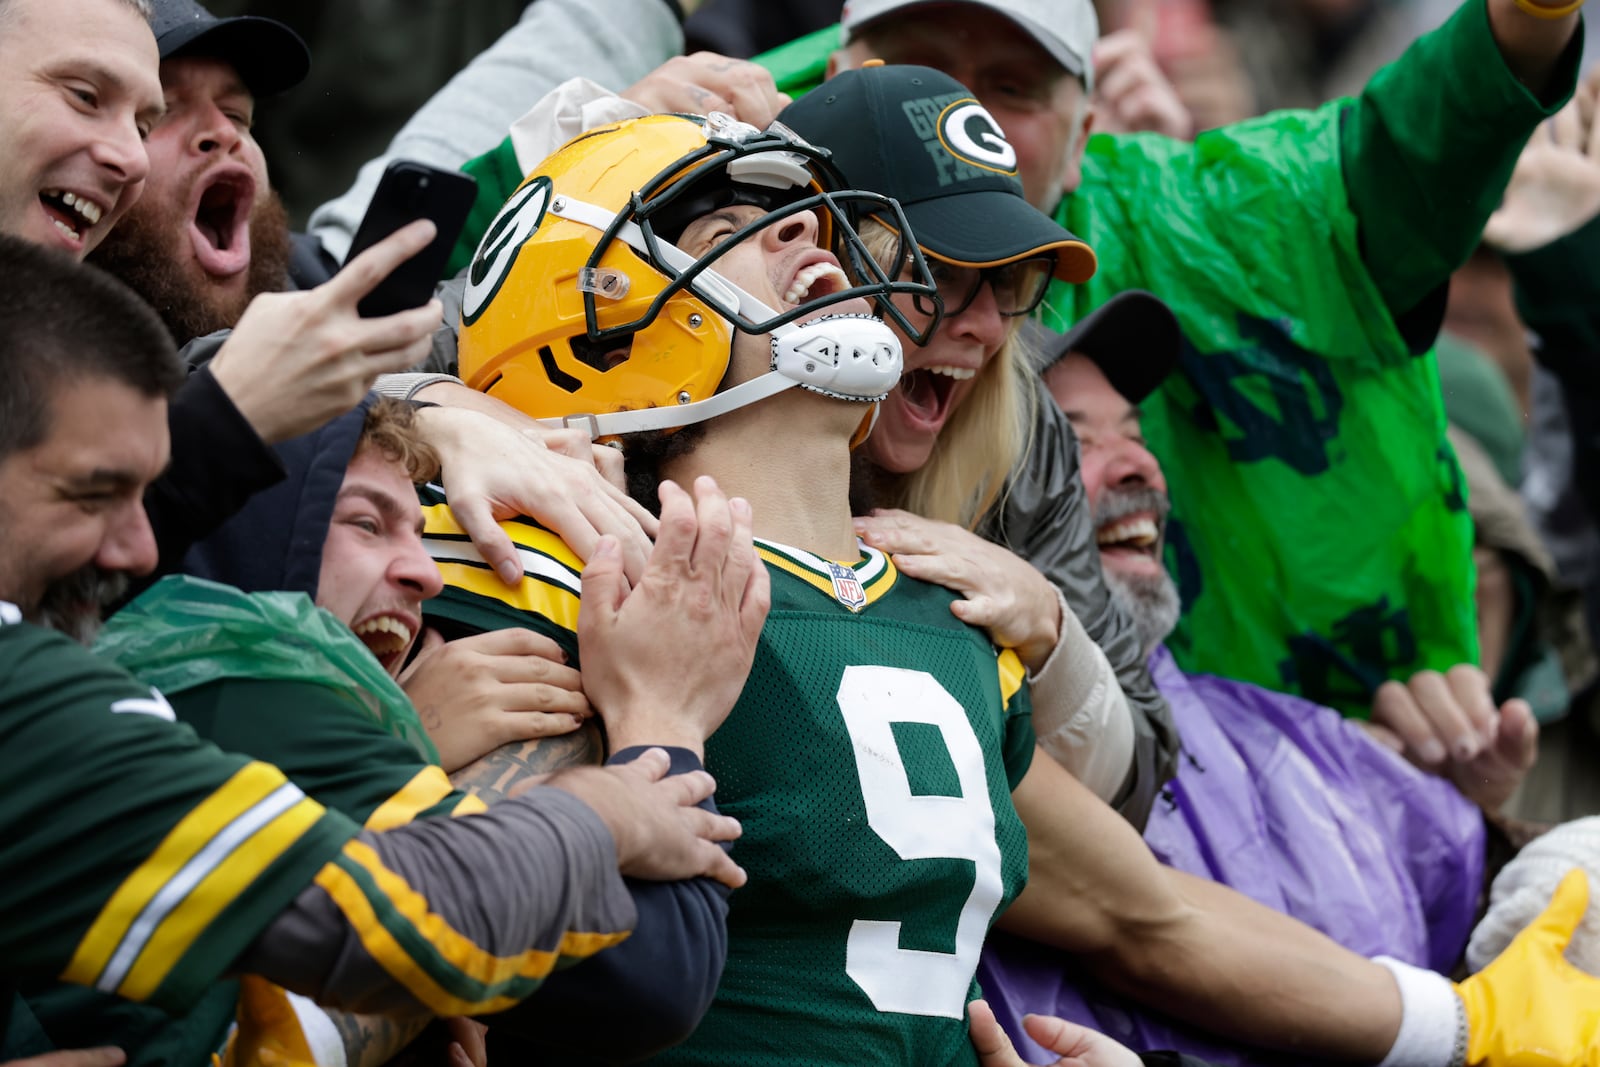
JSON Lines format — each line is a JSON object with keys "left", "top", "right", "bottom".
{"left": 419, "top": 492, "right": 1036, "bottom": 1065}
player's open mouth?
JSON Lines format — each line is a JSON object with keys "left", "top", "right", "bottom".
{"left": 784, "top": 261, "right": 849, "bottom": 306}
{"left": 189, "top": 170, "right": 255, "bottom": 277}
{"left": 39, "top": 189, "right": 104, "bottom": 245}
{"left": 354, "top": 614, "right": 415, "bottom": 673}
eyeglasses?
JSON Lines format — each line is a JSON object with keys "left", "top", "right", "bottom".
{"left": 928, "top": 253, "right": 1057, "bottom": 318}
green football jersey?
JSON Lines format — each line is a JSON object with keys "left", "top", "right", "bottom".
{"left": 0, "top": 606, "right": 357, "bottom": 1017}
{"left": 418, "top": 511, "right": 1037, "bottom": 1064}
{"left": 654, "top": 541, "right": 1035, "bottom": 1067}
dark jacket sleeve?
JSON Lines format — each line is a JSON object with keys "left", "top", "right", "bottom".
{"left": 133, "top": 366, "right": 285, "bottom": 600}
{"left": 980, "top": 378, "right": 1179, "bottom": 830}
{"left": 1504, "top": 213, "right": 1600, "bottom": 536}
{"left": 481, "top": 747, "right": 729, "bottom": 1064}
{"left": 1342, "top": 0, "right": 1579, "bottom": 320}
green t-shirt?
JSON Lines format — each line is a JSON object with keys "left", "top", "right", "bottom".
{"left": 0, "top": 610, "right": 357, "bottom": 1029}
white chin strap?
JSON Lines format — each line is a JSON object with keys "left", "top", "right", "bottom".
{"left": 540, "top": 194, "right": 903, "bottom": 440}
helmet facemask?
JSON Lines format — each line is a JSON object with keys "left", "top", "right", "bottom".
{"left": 460, "top": 113, "right": 943, "bottom": 439}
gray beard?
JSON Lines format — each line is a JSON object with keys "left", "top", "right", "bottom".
{"left": 35, "top": 566, "right": 128, "bottom": 646}
{"left": 1104, "top": 565, "right": 1180, "bottom": 659}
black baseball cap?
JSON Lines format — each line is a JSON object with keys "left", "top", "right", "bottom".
{"left": 779, "top": 63, "right": 1096, "bottom": 284}
{"left": 149, "top": 0, "right": 311, "bottom": 97}
{"left": 1034, "top": 291, "right": 1182, "bottom": 403}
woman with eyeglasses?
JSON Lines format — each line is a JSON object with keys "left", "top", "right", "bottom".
{"left": 779, "top": 64, "right": 1156, "bottom": 809}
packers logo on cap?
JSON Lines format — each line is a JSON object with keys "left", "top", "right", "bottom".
{"left": 937, "top": 100, "right": 1017, "bottom": 175}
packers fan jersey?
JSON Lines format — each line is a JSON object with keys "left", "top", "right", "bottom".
{"left": 0, "top": 605, "right": 357, "bottom": 1017}
{"left": 419, "top": 494, "right": 1036, "bottom": 1065}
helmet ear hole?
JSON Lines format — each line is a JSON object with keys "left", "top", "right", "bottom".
{"left": 571, "top": 331, "right": 636, "bottom": 374}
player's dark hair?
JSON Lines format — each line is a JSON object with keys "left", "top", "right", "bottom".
{"left": 0, "top": 234, "right": 183, "bottom": 461}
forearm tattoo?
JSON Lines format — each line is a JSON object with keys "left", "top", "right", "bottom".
{"left": 449, "top": 721, "right": 602, "bottom": 804}
{"left": 329, "top": 1008, "right": 429, "bottom": 1067}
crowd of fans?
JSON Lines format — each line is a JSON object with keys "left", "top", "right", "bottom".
{"left": 3, "top": 0, "right": 1600, "bottom": 1063}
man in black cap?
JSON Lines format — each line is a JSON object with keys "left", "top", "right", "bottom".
{"left": 89, "top": 0, "right": 318, "bottom": 342}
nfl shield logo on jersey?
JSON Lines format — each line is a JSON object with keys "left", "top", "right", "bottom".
{"left": 826, "top": 562, "right": 867, "bottom": 612}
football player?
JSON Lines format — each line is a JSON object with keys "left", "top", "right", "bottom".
{"left": 428, "top": 112, "right": 1600, "bottom": 1065}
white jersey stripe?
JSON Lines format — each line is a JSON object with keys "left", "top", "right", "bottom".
{"left": 96, "top": 782, "right": 307, "bottom": 993}
{"left": 424, "top": 537, "right": 582, "bottom": 597}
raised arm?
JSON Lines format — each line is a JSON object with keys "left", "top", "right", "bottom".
{"left": 1346, "top": 0, "right": 1581, "bottom": 320}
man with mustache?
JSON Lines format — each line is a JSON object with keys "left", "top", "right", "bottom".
{"left": 0, "top": 234, "right": 746, "bottom": 1061}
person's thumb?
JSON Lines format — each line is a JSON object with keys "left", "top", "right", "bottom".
{"left": 1529, "top": 869, "right": 1591, "bottom": 951}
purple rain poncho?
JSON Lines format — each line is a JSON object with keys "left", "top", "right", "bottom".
{"left": 978, "top": 647, "right": 1485, "bottom": 1065}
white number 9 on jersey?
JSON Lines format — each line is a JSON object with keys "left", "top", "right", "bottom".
{"left": 838, "top": 665, "right": 1005, "bottom": 1019}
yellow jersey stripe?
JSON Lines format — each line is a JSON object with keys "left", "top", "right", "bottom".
{"left": 365, "top": 768, "right": 459, "bottom": 832}
{"left": 434, "top": 561, "right": 581, "bottom": 635}
{"left": 117, "top": 795, "right": 327, "bottom": 1001}
{"left": 314, "top": 840, "right": 629, "bottom": 1016}
{"left": 997, "top": 649, "right": 1025, "bottom": 709}
{"left": 64, "top": 762, "right": 302, "bottom": 990}
{"left": 421, "top": 505, "right": 583, "bottom": 574}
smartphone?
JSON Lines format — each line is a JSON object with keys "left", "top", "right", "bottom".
{"left": 344, "top": 159, "right": 478, "bottom": 318}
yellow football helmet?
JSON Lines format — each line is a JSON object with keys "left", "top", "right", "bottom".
{"left": 457, "top": 112, "right": 940, "bottom": 438}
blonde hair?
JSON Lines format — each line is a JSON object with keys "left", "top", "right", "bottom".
{"left": 860, "top": 220, "right": 1034, "bottom": 530}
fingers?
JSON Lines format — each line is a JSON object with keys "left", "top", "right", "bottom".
{"left": 325, "top": 218, "right": 437, "bottom": 304}
{"left": 495, "top": 683, "right": 590, "bottom": 719}
{"left": 700, "top": 840, "right": 749, "bottom": 890}
{"left": 539, "top": 427, "right": 592, "bottom": 461}
{"left": 1374, "top": 671, "right": 1487, "bottom": 767}
{"left": 689, "top": 475, "right": 735, "bottom": 580}
{"left": 346, "top": 297, "right": 443, "bottom": 355}
{"left": 591, "top": 443, "right": 628, "bottom": 492}
{"left": 617, "top": 746, "right": 671, "bottom": 783}
{"left": 968, "top": 1000, "right": 1020, "bottom": 1064}
{"left": 650, "top": 479, "right": 699, "bottom": 572}
{"left": 1495, "top": 698, "right": 1540, "bottom": 771}
{"left": 461, "top": 626, "right": 568, "bottom": 661}
{"left": 1443, "top": 663, "right": 1499, "bottom": 752}
{"left": 655, "top": 766, "right": 718, "bottom": 807}
{"left": 451, "top": 493, "right": 524, "bottom": 587}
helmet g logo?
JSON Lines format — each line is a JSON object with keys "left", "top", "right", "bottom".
{"left": 464, "top": 176, "right": 553, "bottom": 325}
{"left": 938, "top": 102, "right": 1017, "bottom": 174}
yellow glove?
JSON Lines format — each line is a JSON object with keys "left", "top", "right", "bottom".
{"left": 1458, "top": 869, "right": 1600, "bottom": 1067}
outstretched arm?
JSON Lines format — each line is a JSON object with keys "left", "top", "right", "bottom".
{"left": 1002, "top": 749, "right": 1404, "bottom": 1060}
